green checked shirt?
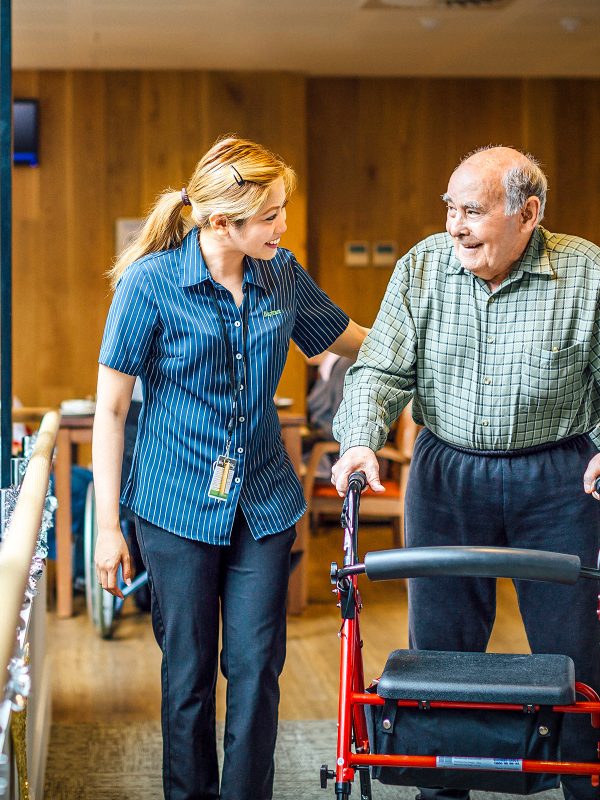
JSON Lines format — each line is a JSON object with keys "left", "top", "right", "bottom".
{"left": 333, "top": 226, "right": 600, "bottom": 454}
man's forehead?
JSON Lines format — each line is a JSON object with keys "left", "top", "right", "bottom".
{"left": 446, "top": 165, "right": 503, "bottom": 205}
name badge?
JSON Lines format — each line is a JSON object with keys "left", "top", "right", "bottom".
{"left": 208, "top": 455, "right": 237, "bottom": 501}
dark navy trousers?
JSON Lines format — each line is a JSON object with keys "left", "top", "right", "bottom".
{"left": 135, "top": 510, "right": 296, "bottom": 800}
{"left": 405, "top": 429, "right": 600, "bottom": 800}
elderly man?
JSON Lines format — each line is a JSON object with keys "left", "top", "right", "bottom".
{"left": 332, "top": 146, "right": 600, "bottom": 800}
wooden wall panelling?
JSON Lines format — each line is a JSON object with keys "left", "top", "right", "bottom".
{"left": 11, "top": 73, "right": 600, "bottom": 412}
{"left": 138, "top": 72, "right": 210, "bottom": 210}
{"left": 412, "top": 79, "right": 525, "bottom": 235}
{"left": 308, "top": 77, "right": 600, "bottom": 331}
{"left": 12, "top": 71, "right": 41, "bottom": 407}
{"left": 11, "top": 70, "right": 309, "bottom": 414}
{"left": 69, "top": 71, "right": 109, "bottom": 404}
{"left": 526, "top": 79, "right": 600, "bottom": 241}
{"left": 13, "top": 72, "right": 81, "bottom": 407}
{"left": 307, "top": 79, "right": 364, "bottom": 322}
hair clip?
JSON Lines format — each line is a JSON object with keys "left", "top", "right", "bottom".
{"left": 231, "top": 165, "right": 245, "bottom": 186}
{"left": 181, "top": 187, "right": 192, "bottom": 206}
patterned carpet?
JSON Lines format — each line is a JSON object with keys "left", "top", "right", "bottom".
{"left": 44, "top": 720, "right": 563, "bottom": 800}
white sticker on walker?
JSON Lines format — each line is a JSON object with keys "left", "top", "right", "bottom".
{"left": 436, "top": 757, "right": 523, "bottom": 772}
{"left": 208, "top": 456, "right": 237, "bottom": 501}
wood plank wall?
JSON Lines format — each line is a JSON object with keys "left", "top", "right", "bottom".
{"left": 307, "top": 77, "right": 600, "bottom": 327}
{"left": 11, "top": 73, "right": 600, "bottom": 407}
{"left": 12, "top": 70, "right": 307, "bottom": 409}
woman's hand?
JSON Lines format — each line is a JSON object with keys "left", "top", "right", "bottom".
{"left": 95, "top": 527, "right": 132, "bottom": 599}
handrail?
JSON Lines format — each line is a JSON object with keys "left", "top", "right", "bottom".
{"left": 12, "top": 406, "right": 54, "bottom": 425}
{"left": 0, "top": 410, "right": 60, "bottom": 684}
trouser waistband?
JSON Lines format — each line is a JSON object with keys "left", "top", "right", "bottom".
{"left": 427, "top": 430, "right": 590, "bottom": 458}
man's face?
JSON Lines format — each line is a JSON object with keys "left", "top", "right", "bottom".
{"left": 444, "top": 164, "right": 532, "bottom": 286}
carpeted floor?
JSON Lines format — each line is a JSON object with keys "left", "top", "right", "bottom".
{"left": 44, "top": 720, "right": 563, "bottom": 800}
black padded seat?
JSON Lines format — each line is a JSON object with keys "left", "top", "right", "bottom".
{"left": 376, "top": 650, "right": 575, "bottom": 705}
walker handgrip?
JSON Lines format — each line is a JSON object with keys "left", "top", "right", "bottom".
{"left": 348, "top": 471, "right": 367, "bottom": 493}
{"left": 364, "top": 546, "right": 582, "bottom": 585}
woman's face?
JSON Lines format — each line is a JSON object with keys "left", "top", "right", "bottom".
{"left": 229, "top": 177, "right": 288, "bottom": 260}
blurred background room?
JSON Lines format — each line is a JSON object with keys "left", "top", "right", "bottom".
{"left": 1, "top": 0, "right": 599, "bottom": 797}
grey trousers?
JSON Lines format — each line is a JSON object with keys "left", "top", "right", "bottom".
{"left": 405, "top": 429, "right": 600, "bottom": 800}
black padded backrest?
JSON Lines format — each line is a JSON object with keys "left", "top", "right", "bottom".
{"left": 364, "top": 546, "right": 581, "bottom": 585}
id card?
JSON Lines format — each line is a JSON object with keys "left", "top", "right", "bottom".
{"left": 208, "top": 455, "right": 237, "bottom": 501}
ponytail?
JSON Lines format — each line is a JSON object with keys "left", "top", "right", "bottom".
{"left": 108, "top": 189, "right": 191, "bottom": 288}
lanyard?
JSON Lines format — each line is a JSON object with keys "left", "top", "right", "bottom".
{"left": 207, "top": 282, "right": 249, "bottom": 454}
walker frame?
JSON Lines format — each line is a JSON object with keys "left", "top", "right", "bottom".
{"left": 322, "top": 472, "right": 600, "bottom": 799}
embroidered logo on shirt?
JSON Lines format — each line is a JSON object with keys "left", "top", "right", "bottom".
{"left": 263, "top": 309, "right": 282, "bottom": 317}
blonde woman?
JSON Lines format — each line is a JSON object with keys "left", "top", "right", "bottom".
{"left": 93, "top": 135, "right": 365, "bottom": 800}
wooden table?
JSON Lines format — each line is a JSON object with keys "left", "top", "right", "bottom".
{"left": 53, "top": 411, "right": 309, "bottom": 617}
{"left": 54, "top": 414, "right": 94, "bottom": 617}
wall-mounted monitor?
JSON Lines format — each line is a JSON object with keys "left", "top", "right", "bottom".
{"left": 13, "top": 99, "right": 39, "bottom": 166}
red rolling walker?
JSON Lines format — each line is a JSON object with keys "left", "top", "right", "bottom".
{"left": 321, "top": 471, "right": 600, "bottom": 800}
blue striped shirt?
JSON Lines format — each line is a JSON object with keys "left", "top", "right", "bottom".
{"left": 99, "top": 228, "right": 349, "bottom": 544}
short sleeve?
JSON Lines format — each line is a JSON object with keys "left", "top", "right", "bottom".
{"left": 99, "top": 263, "right": 159, "bottom": 375}
{"left": 291, "top": 258, "right": 349, "bottom": 357}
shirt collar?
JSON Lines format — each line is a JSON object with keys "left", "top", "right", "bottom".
{"left": 445, "top": 226, "right": 553, "bottom": 279}
{"left": 178, "top": 228, "right": 211, "bottom": 288}
{"left": 242, "top": 256, "right": 268, "bottom": 290}
{"left": 178, "top": 227, "right": 268, "bottom": 290}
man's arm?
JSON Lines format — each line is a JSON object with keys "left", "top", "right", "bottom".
{"left": 331, "top": 256, "right": 417, "bottom": 494}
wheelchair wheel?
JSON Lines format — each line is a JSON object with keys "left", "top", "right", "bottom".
{"left": 84, "top": 482, "right": 117, "bottom": 639}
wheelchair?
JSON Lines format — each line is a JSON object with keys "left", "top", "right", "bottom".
{"left": 83, "top": 481, "right": 150, "bottom": 638}
{"left": 322, "top": 471, "right": 600, "bottom": 799}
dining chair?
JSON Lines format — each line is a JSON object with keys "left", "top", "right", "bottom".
{"left": 303, "top": 404, "right": 420, "bottom": 547}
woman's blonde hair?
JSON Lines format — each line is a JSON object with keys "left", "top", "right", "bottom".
{"left": 108, "top": 135, "right": 297, "bottom": 288}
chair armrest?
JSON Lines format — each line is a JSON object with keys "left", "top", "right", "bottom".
{"left": 303, "top": 440, "right": 340, "bottom": 501}
{"left": 378, "top": 445, "right": 411, "bottom": 465}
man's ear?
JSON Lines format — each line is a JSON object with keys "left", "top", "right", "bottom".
{"left": 208, "top": 212, "right": 229, "bottom": 237}
{"left": 520, "top": 196, "right": 540, "bottom": 230}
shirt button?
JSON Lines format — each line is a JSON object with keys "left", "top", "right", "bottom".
{"left": 482, "top": 419, "right": 489, "bottom": 427}
{"left": 235, "top": 353, "right": 242, "bottom": 360}
{"left": 239, "top": 416, "right": 245, "bottom": 422}
{"left": 483, "top": 377, "right": 492, "bottom": 385}
{"left": 239, "top": 384, "right": 244, "bottom": 390}
{"left": 237, "top": 447, "right": 244, "bottom": 454}
{"left": 234, "top": 477, "right": 241, "bottom": 484}
{"left": 234, "top": 321, "right": 241, "bottom": 327}
{"left": 487, "top": 337, "right": 494, "bottom": 344}
{"left": 488, "top": 296, "right": 495, "bottom": 304}
{"left": 552, "top": 346, "right": 559, "bottom": 352}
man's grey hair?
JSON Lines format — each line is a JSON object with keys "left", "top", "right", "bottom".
{"left": 459, "top": 145, "right": 548, "bottom": 222}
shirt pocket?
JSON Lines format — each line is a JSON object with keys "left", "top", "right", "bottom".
{"left": 519, "top": 342, "right": 585, "bottom": 410}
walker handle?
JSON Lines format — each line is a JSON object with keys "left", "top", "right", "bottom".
{"left": 348, "top": 471, "right": 367, "bottom": 493}
{"left": 363, "top": 546, "right": 582, "bottom": 584}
